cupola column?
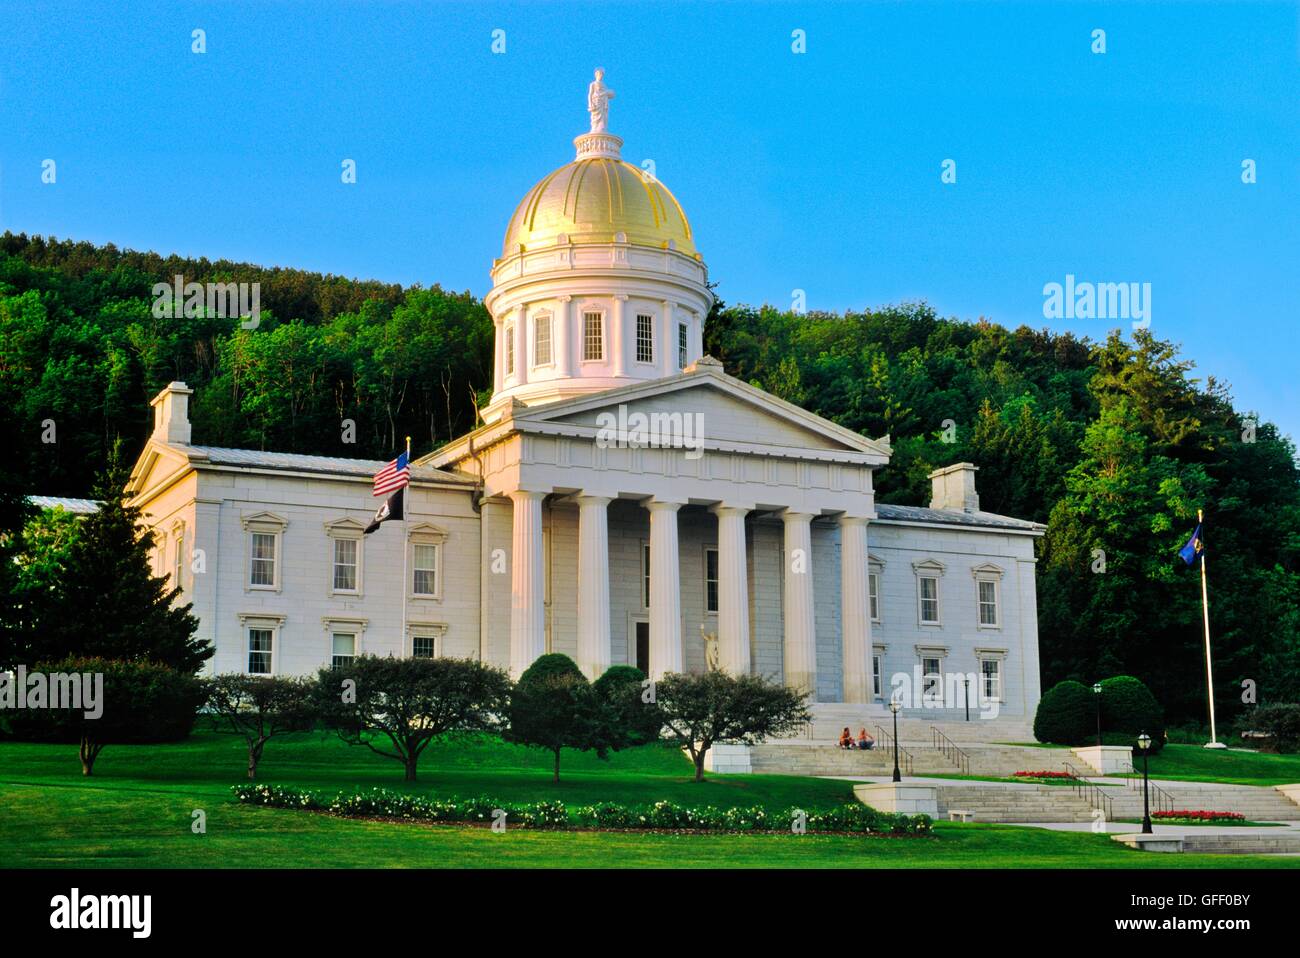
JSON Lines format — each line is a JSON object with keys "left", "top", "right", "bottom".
{"left": 513, "top": 303, "right": 529, "bottom": 386}
{"left": 555, "top": 296, "right": 573, "bottom": 379}
{"left": 661, "top": 300, "right": 676, "bottom": 377}
{"left": 612, "top": 295, "right": 628, "bottom": 378}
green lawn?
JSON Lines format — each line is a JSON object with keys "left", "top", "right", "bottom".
{"left": 1116, "top": 745, "right": 1300, "bottom": 786}
{"left": 2, "top": 729, "right": 1295, "bottom": 868}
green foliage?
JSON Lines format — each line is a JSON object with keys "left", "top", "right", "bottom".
{"left": 316, "top": 655, "right": 511, "bottom": 781}
{"left": 1, "top": 657, "right": 204, "bottom": 774}
{"left": 1032, "top": 680, "right": 1094, "bottom": 745}
{"left": 232, "top": 784, "right": 932, "bottom": 835}
{"left": 1234, "top": 703, "right": 1300, "bottom": 754}
{"left": 7, "top": 446, "right": 210, "bottom": 673}
{"left": 593, "top": 664, "right": 662, "bottom": 747}
{"left": 654, "top": 671, "right": 811, "bottom": 781}
{"left": 1099, "top": 675, "right": 1166, "bottom": 754}
{"left": 506, "top": 653, "right": 605, "bottom": 782}
{"left": 205, "top": 674, "right": 319, "bottom": 779}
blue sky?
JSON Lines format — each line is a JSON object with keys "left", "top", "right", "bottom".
{"left": 2, "top": 1, "right": 1297, "bottom": 440}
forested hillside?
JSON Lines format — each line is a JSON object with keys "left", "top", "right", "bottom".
{"left": 1, "top": 231, "right": 1297, "bottom": 724}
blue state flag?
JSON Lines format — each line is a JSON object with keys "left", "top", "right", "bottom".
{"left": 1178, "top": 524, "right": 1204, "bottom": 566}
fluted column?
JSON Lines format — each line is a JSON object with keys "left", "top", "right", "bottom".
{"left": 576, "top": 494, "right": 612, "bottom": 680}
{"left": 612, "top": 295, "right": 627, "bottom": 377}
{"left": 555, "top": 295, "right": 572, "bottom": 379}
{"left": 782, "top": 511, "right": 817, "bottom": 697}
{"left": 711, "top": 504, "right": 751, "bottom": 676}
{"left": 513, "top": 303, "right": 529, "bottom": 386}
{"left": 839, "top": 515, "right": 872, "bottom": 703}
{"left": 647, "top": 500, "right": 683, "bottom": 679}
{"left": 509, "top": 489, "right": 546, "bottom": 678}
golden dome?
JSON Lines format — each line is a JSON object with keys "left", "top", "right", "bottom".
{"left": 502, "top": 157, "right": 697, "bottom": 258}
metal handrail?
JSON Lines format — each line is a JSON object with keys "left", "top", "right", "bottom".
{"left": 1061, "top": 760, "right": 1115, "bottom": 820}
{"left": 1125, "top": 769, "right": 1176, "bottom": 815}
{"left": 930, "top": 727, "right": 971, "bottom": 775}
{"left": 875, "top": 724, "right": 914, "bottom": 776}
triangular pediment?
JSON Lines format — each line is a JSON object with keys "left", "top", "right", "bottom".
{"left": 125, "top": 440, "right": 196, "bottom": 500}
{"left": 517, "top": 368, "right": 890, "bottom": 460}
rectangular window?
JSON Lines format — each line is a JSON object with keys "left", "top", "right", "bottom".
{"left": 872, "top": 654, "right": 882, "bottom": 698}
{"left": 333, "top": 538, "right": 358, "bottom": 592}
{"left": 978, "top": 579, "right": 999, "bottom": 627}
{"left": 505, "top": 324, "right": 515, "bottom": 375}
{"left": 677, "top": 322, "right": 688, "bottom": 369}
{"left": 412, "top": 634, "right": 436, "bottom": 659}
{"left": 636, "top": 313, "right": 654, "bottom": 363}
{"left": 534, "top": 314, "right": 552, "bottom": 366}
{"left": 250, "top": 532, "right": 276, "bottom": 587}
{"left": 643, "top": 543, "right": 651, "bottom": 609}
{"left": 413, "top": 543, "right": 438, "bottom": 596}
{"left": 919, "top": 576, "right": 939, "bottom": 624}
{"left": 868, "top": 572, "right": 880, "bottom": 622}
{"left": 583, "top": 312, "right": 604, "bottom": 361}
{"left": 248, "top": 628, "right": 273, "bottom": 675}
{"left": 981, "top": 659, "right": 1002, "bottom": 701}
{"left": 331, "top": 632, "right": 356, "bottom": 670}
{"left": 174, "top": 533, "right": 185, "bottom": 590}
{"left": 705, "top": 548, "right": 719, "bottom": 614}
{"left": 922, "top": 656, "right": 942, "bottom": 701}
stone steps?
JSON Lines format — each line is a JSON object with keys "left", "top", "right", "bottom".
{"left": 932, "top": 783, "right": 1098, "bottom": 823}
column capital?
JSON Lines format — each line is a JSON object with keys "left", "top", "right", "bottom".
{"left": 613, "top": 293, "right": 629, "bottom": 301}
{"left": 575, "top": 492, "right": 614, "bottom": 507}
{"left": 781, "top": 509, "right": 817, "bottom": 524}
{"left": 838, "top": 513, "right": 871, "bottom": 527}
{"left": 557, "top": 294, "right": 572, "bottom": 303}
{"left": 508, "top": 488, "right": 548, "bottom": 503}
{"left": 709, "top": 502, "right": 754, "bottom": 517}
{"left": 646, "top": 498, "right": 684, "bottom": 513}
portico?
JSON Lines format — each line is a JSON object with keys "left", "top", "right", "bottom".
{"left": 428, "top": 360, "right": 891, "bottom": 699}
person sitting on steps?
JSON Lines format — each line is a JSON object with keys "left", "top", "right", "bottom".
{"left": 857, "top": 728, "right": 875, "bottom": 750}
{"left": 838, "top": 727, "right": 855, "bottom": 749}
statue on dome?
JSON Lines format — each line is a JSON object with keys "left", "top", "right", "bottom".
{"left": 587, "top": 68, "right": 615, "bottom": 133}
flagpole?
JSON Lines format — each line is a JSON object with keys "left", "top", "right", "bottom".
{"left": 1198, "top": 508, "right": 1224, "bottom": 749}
{"left": 402, "top": 436, "right": 411, "bottom": 656}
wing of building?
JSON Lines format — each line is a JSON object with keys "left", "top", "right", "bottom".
{"left": 125, "top": 78, "right": 1046, "bottom": 730}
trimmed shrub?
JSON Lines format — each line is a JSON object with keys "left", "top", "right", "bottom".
{"left": 1032, "top": 679, "right": 1093, "bottom": 745}
{"left": 1235, "top": 703, "right": 1300, "bottom": 753}
{"left": 593, "top": 664, "right": 662, "bottom": 747}
{"left": 1099, "top": 675, "right": 1165, "bottom": 754}
{"left": 506, "top": 653, "right": 604, "bottom": 782}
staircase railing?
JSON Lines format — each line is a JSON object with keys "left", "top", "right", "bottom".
{"left": 1061, "top": 760, "right": 1115, "bottom": 820}
{"left": 1124, "top": 770, "right": 1176, "bottom": 815}
{"left": 875, "top": 725, "right": 914, "bottom": 776}
{"left": 930, "top": 727, "right": 971, "bottom": 775}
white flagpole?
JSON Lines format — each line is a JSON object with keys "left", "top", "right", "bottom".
{"left": 402, "top": 436, "right": 411, "bottom": 656}
{"left": 1198, "top": 508, "right": 1223, "bottom": 749}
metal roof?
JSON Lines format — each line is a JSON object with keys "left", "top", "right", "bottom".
{"left": 874, "top": 502, "right": 1044, "bottom": 533}
{"left": 187, "top": 446, "right": 475, "bottom": 484}
{"left": 27, "top": 496, "right": 100, "bottom": 514}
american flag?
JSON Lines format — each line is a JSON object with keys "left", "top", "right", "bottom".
{"left": 372, "top": 451, "right": 411, "bottom": 497}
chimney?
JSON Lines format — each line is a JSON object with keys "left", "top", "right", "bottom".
{"left": 150, "top": 381, "right": 193, "bottom": 445}
{"left": 928, "top": 462, "right": 979, "bottom": 513}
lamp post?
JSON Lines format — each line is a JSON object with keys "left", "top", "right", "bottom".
{"left": 963, "top": 675, "right": 971, "bottom": 722}
{"left": 1137, "top": 732, "right": 1153, "bottom": 834}
{"left": 890, "top": 697, "right": 902, "bottom": 783}
{"left": 1093, "top": 682, "right": 1103, "bottom": 748}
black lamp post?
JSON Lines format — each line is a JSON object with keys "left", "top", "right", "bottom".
{"left": 1137, "top": 732, "right": 1153, "bottom": 834}
{"left": 1093, "top": 682, "right": 1103, "bottom": 747}
{"left": 963, "top": 675, "right": 971, "bottom": 721}
{"left": 890, "top": 697, "right": 902, "bottom": 783}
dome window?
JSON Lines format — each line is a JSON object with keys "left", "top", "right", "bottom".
{"left": 582, "top": 311, "right": 605, "bottom": 362}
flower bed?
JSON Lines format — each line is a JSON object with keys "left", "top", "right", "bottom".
{"left": 1012, "top": 770, "right": 1076, "bottom": 780}
{"left": 1152, "top": 809, "right": 1245, "bottom": 822}
{"left": 232, "top": 784, "right": 933, "bottom": 836}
